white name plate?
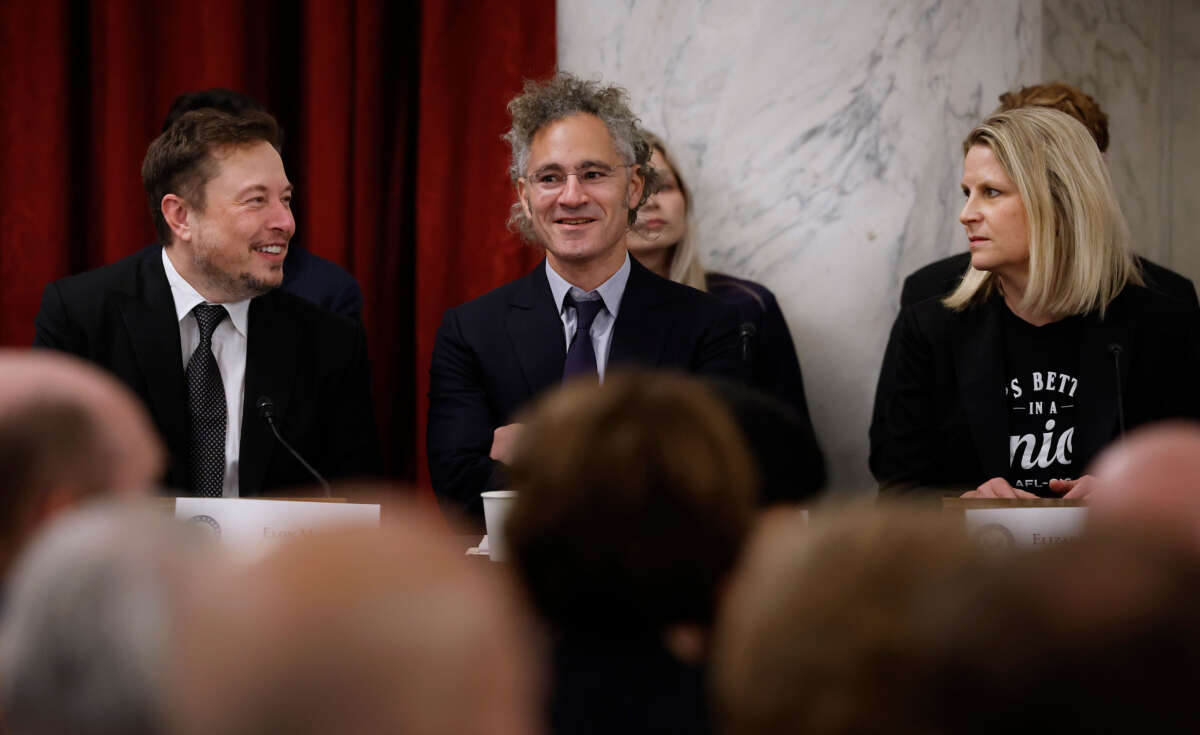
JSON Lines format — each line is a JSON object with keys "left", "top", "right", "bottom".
{"left": 964, "top": 507, "right": 1088, "bottom": 551}
{"left": 175, "top": 498, "right": 380, "bottom": 561}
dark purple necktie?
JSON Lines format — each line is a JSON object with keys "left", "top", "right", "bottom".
{"left": 187, "top": 304, "right": 228, "bottom": 497}
{"left": 562, "top": 294, "right": 604, "bottom": 381}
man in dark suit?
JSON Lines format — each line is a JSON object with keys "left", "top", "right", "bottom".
{"left": 163, "top": 88, "right": 365, "bottom": 323}
{"left": 34, "top": 108, "right": 380, "bottom": 497}
{"left": 427, "top": 74, "right": 744, "bottom": 520}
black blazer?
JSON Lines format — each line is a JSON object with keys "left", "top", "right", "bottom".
{"left": 427, "top": 257, "right": 745, "bottom": 517}
{"left": 34, "top": 246, "right": 382, "bottom": 496}
{"left": 705, "top": 273, "right": 826, "bottom": 499}
{"left": 870, "top": 286, "right": 1200, "bottom": 496}
{"left": 900, "top": 252, "right": 1199, "bottom": 309}
{"left": 280, "top": 245, "right": 364, "bottom": 323}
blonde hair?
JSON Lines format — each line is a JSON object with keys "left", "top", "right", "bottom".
{"left": 639, "top": 130, "right": 708, "bottom": 291}
{"left": 943, "top": 108, "right": 1141, "bottom": 318}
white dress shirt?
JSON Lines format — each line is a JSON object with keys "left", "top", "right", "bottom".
{"left": 545, "top": 254, "right": 631, "bottom": 381}
{"left": 161, "top": 248, "right": 250, "bottom": 497}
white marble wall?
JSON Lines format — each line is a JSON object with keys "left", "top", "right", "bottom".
{"left": 1041, "top": 0, "right": 1200, "bottom": 284}
{"left": 560, "top": 0, "right": 1041, "bottom": 495}
{"left": 1167, "top": 0, "right": 1200, "bottom": 282}
{"left": 1043, "top": 0, "right": 1168, "bottom": 264}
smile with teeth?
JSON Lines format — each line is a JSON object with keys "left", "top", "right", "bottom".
{"left": 556, "top": 218, "right": 594, "bottom": 225}
{"left": 254, "top": 244, "right": 286, "bottom": 254}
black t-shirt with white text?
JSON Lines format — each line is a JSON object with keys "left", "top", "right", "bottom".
{"left": 1002, "top": 308, "right": 1084, "bottom": 496}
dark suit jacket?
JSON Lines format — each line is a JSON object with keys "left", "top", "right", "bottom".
{"left": 34, "top": 246, "right": 381, "bottom": 496}
{"left": 427, "top": 257, "right": 745, "bottom": 517}
{"left": 900, "top": 252, "right": 1199, "bottom": 309}
{"left": 705, "top": 273, "right": 825, "bottom": 500}
{"left": 280, "top": 246, "right": 364, "bottom": 323}
{"left": 870, "top": 286, "right": 1200, "bottom": 496}
{"left": 549, "top": 636, "right": 710, "bottom": 735}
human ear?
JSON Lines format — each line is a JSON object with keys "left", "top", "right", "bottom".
{"left": 161, "top": 194, "right": 193, "bottom": 243}
{"left": 516, "top": 179, "right": 533, "bottom": 220}
{"left": 627, "top": 165, "right": 645, "bottom": 209}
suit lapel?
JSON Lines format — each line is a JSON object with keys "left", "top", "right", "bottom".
{"left": 505, "top": 263, "right": 567, "bottom": 396}
{"left": 953, "top": 297, "right": 1011, "bottom": 479}
{"left": 119, "top": 248, "right": 189, "bottom": 486}
{"left": 609, "top": 258, "right": 669, "bottom": 368}
{"left": 240, "top": 293, "right": 302, "bottom": 495}
{"left": 1073, "top": 302, "right": 1132, "bottom": 466}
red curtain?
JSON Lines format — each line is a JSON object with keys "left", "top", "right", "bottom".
{"left": 414, "top": 0, "right": 556, "bottom": 492}
{"left": 0, "top": 0, "right": 556, "bottom": 492}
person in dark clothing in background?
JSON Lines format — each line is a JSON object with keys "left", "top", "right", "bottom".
{"left": 625, "top": 130, "right": 824, "bottom": 494}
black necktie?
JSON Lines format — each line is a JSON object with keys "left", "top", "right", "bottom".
{"left": 188, "top": 304, "right": 228, "bottom": 497}
{"left": 562, "top": 294, "right": 604, "bottom": 381}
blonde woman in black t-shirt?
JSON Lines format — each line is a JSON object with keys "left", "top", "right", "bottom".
{"left": 870, "top": 108, "right": 1200, "bottom": 499}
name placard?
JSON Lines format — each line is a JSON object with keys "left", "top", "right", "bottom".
{"left": 175, "top": 497, "right": 380, "bottom": 561}
{"left": 964, "top": 507, "right": 1088, "bottom": 551}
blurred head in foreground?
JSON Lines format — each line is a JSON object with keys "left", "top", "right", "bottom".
{"left": 0, "top": 503, "right": 211, "bottom": 735}
{"left": 1087, "top": 420, "right": 1200, "bottom": 550}
{"left": 505, "top": 370, "right": 756, "bottom": 643}
{"left": 0, "top": 349, "right": 164, "bottom": 576}
{"left": 712, "top": 505, "right": 979, "bottom": 735}
{"left": 920, "top": 528, "right": 1200, "bottom": 733}
{"left": 168, "top": 506, "right": 541, "bottom": 735}
{"left": 713, "top": 506, "right": 1200, "bottom": 734}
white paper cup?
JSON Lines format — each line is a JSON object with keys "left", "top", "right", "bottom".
{"left": 481, "top": 490, "right": 518, "bottom": 562}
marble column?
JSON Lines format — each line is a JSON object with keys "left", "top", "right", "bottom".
{"left": 1166, "top": 0, "right": 1200, "bottom": 282}
{"left": 559, "top": 0, "right": 1040, "bottom": 495}
{"left": 1042, "top": 0, "right": 1169, "bottom": 265}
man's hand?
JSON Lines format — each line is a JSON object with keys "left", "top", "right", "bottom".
{"left": 1049, "top": 474, "right": 1098, "bottom": 499}
{"left": 962, "top": 477, "right": 1039, "bottom": 499}
{"left": 488, "top": 423, "right": 524, "bottom": 465}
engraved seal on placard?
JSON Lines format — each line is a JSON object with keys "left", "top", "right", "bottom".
{"left": 973, "top": 522, "right": 1014, "bottom": 552}
{"left": 187, "top": 514, "right": 222, "bottom": 537}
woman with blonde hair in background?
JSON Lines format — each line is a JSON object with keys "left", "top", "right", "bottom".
{"left": 870, "top": 107, "right": 1200, "bottom": 500}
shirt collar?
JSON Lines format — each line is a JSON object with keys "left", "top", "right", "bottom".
{"left": 161, "top": 247, "right": 252, "bottom": 337}
{"left": 545, "top": 253, "right": 631, "bottom": 317}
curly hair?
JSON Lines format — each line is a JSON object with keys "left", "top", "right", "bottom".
{"left": 995, "top": 82, "right": 1109, "bottom": 153}
{"left": 503, "top": 73, "right": 660, "bottom": 242}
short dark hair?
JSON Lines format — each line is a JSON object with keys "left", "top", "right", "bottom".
{"left": 141, "top": 108, "right": 282, "bottom": 244}
{"left": 505, "top": 371, "right": 756, "bottom": 637}
{"left": 161, "top": 88, "right": 266, "bottom": 133}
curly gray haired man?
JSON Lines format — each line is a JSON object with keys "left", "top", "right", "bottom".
{"left": 504, "top": 73, "right": 660, "bottom": 242}
{"left": 427, "top": 72, "right": 744, "bottom": 524}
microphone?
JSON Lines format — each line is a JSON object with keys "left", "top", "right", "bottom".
{"left": 740, "top": 321, "right": 757, "bottom": 364}
{"left": 1108, "top": 343, "right": 1126, "bottom": 438}
{"left": 256, "top": 396, "right": 331, "bottom": 497}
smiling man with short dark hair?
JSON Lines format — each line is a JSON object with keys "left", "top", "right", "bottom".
{"left": 35, "top": 108, "right": 381, "bottom": 497}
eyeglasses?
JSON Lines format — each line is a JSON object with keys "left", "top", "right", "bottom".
{"left": 525, "top": 164, "right": 630, "bottom": 194}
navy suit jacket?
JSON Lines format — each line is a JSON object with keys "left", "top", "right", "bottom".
{"left": 280, "top": 246, "right": 364, "bottom": 323}
{"left": 34, "top": 246, "right": 382, "bottom": 496}
{"left": 870, "top": 286, "right": 1200, "bottom": 496}
{"left": 427, "top": 257, "right": 745, "bottom": 518}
